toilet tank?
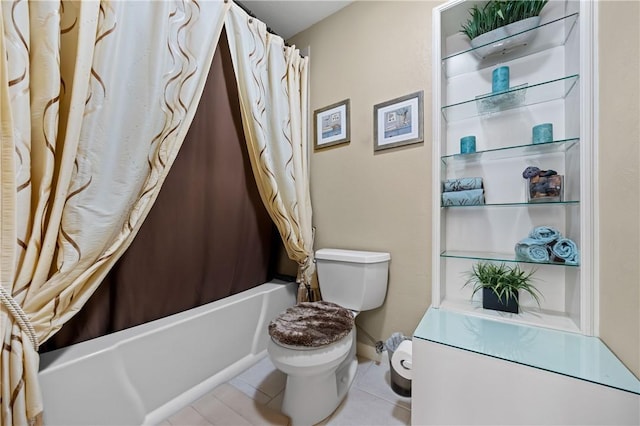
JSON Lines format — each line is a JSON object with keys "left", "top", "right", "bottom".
{"left": 315, "top": 248, "right": 391, "bottom": 311}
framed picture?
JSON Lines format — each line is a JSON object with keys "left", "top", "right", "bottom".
{"left": 314, "top": 99, "right": 350, "bottom": 150}
{"left": 373, "top": 91, "right": 424, "bottom": 151}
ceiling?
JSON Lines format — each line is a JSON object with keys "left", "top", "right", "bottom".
{"left": 238, "top": 1, "right": 353, "bottom": 40}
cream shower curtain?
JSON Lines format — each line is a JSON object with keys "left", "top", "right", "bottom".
{"left": 225, "top": 4, "right": 317, "bottom": 303}
{"left": 0, "top": 1, "right": 229, "bottom": 423}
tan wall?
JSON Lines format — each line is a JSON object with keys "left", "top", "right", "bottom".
{"left": 289, "top": 1, "right": 434, "bottom": 351}
{"left": 291, "top": 0, "right": 640, "bottom": 376}
{"left": 598, "top": 1, "right": 640, "bottom": 378}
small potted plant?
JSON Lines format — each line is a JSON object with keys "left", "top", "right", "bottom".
{"left": 460, "top": 0, "right": 549, "bottom": 58}
{"left": 464, "top": 262, "right": 541, "bottom": 314}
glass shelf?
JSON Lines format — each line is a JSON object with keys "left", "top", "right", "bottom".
{"left": 442, "top": 200, "right": 579, "bottom": 208}
{"left": 441, "top": 138, "right": 580, "bottom": 165}
{"left": 440, "top": 250, "right": 580, "bottom": 267}
{"left": 442, "top": 74, "right": 579, "bottom": 122}
{"left": 475, "top": 83, "right": 528, "bottom": 114}
{"left": 442, "top": 13, "right": 580, "bottom": 78}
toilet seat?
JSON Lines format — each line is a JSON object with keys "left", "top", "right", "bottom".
{"left": 268, "top": 329, "right": 353, "bottom": 374}
{"left": 271, "top": 338, "right": 338, "bottom": 351}
{"left": 270, "top": 309, "right": 359, "bottom": 352}
{"left": 268, "top": 301, "right": 354, "bottom": 348}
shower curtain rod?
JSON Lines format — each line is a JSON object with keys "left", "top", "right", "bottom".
{"left": 234, "top": 1, "right": 306, "bottom": 58}
{"left": 235, "top": 1, "right": 281, "bottom": 38}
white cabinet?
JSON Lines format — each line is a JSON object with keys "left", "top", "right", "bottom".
{"left": 431, "top": 0, "right": 597, "bottom": 334}
{"left": 412, "top": 336, "right": 640, "bottom": 425}
{"left": 411, "top": 309, "right": 640, "bottom": 425}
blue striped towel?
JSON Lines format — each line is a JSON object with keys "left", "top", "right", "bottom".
{"left": 442, "top": 177, "right": 483, "bottom": 192}
{"left": 442, "top": 189, "right": 485, "bottom": 206}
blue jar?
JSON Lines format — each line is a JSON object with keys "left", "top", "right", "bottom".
{"left": 460, "top": 135, "right": 476, "bottom": 154}
{"left": 492, "top": 66, "right": 510, "bottom": 93}
{"left": 532, "top": 123, "right": 553, "bottom": 144}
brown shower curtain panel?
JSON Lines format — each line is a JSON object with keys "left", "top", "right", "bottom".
{"left": 41, "top": 32, "right": 277, "bottom": 352}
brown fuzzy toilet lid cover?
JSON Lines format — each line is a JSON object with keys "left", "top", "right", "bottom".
{"left": 268, "top": 301, "right": 355, "bottom": 347}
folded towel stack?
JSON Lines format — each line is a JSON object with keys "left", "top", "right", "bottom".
{"left": 442, "top": 177, "right": 485, "bottom": 206}
{"left": 515, "top": 226, "right": 580, "bottom": 265}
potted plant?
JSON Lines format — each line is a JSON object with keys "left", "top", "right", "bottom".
{"left": 464, "top": 262, "right": 541, "bottom": 314}
{"left": 460, "top": 0, "right": 549, "bottom": 58}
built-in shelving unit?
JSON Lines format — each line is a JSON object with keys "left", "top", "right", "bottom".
{"left": 414, "top": 5, "right": 637, "bottom": 425}
{"left": 432, "top": 0, "right": 596, "bottom": 335}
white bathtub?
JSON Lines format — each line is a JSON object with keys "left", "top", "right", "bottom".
{"left": 38, "top": 279, "right": 297, "bottom": 425}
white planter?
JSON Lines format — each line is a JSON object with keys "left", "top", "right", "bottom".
{"left": 470, "top": 16, "right": 542, "bottom": 58}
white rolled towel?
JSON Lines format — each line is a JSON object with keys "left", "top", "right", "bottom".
{"left": 391, "top": 340, "right": 413, "bottom": 380}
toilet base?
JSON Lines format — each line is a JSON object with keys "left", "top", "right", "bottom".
{"left": 281, "top": 354, "right": 358, "bottom": 426}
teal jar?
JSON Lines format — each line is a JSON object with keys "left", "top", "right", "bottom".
{"left": 532, "top": 123, "right": 553, "bottom": 144}
{"left": 492, "top": 66, "right": 510, "bottom": 93}
{"left": 460, "top": 135, "right": 476, "bottom": 154}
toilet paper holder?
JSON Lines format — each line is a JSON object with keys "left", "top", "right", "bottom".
{"left": 386, "top": 334, "right": 413, "bottom": 396}
{"left": 391, "top": 340, "right": 413, "bottom": 380}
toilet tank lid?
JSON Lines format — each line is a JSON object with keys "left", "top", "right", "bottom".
{"left": 315, "top": 248, "right": 390, "bottom": 263}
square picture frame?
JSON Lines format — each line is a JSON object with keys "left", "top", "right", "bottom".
{"left": 314, "top": 99, "right": 350, "bottom": 150}
{"left": 373, "top": 91, "right": 424, "bottom": 152}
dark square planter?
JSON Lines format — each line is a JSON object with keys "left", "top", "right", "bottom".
{"left": 482, "top": 287, "right": 519, "bottom": 314}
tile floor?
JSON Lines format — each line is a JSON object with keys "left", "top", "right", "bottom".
{"left": 161, "top": 354, "right": 411, "bottom": 425}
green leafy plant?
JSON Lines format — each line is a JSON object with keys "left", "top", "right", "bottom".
{"left": 460, "top": 0, "right": 549, "bottom": 40}
{"left": 464, "top": 262, "right": 542, "bottom": 307}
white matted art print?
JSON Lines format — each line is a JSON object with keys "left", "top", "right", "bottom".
{"left": 374, "top": 91, "right": 424, "bottom": 151}
{"left": 314, "top": 99, "right": 350, "bottom": 150}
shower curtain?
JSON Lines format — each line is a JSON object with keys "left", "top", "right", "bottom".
{"left": 42, "top": 3, "right": 315, "bottom": 351}
{"left": 42, "top": 30, "right": 278, "bottom": 349}
{"left": 2, "top": 1, "right": 312, "bottom": 422}
{"left": 0, "top": 1, "right": 229, "bottom": 423}
{"left": 225, "top": 6, "right": 317, "bottom": 303}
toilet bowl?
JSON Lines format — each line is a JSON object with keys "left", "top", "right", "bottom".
{"left": 267, "top": 248, "right": 390, "bottom": 426}
{"left": 268, "top": 328, "right": 357, "bottom": 426}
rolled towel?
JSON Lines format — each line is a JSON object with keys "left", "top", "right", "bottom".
{"left": 551, "top": 238, "right": 580, "bottom": 265}
{"left": 442, "top": 177, "right": 483, "bottom": 192}
{"left": 529, "top": 226, "right": 561, "bottom": 244}
{"left": 515, "top": 238, "right": 550, "bottom": 263}
{"left": 442, "top": 189, "right": 485, "bottom": 206}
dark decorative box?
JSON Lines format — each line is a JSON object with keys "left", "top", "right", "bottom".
{"left": 527, "top": 174, "right": 563, "bottom": 202}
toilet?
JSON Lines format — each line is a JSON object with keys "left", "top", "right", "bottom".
{"left": 267, "top": 248, "right": 391, "bottom": 425}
